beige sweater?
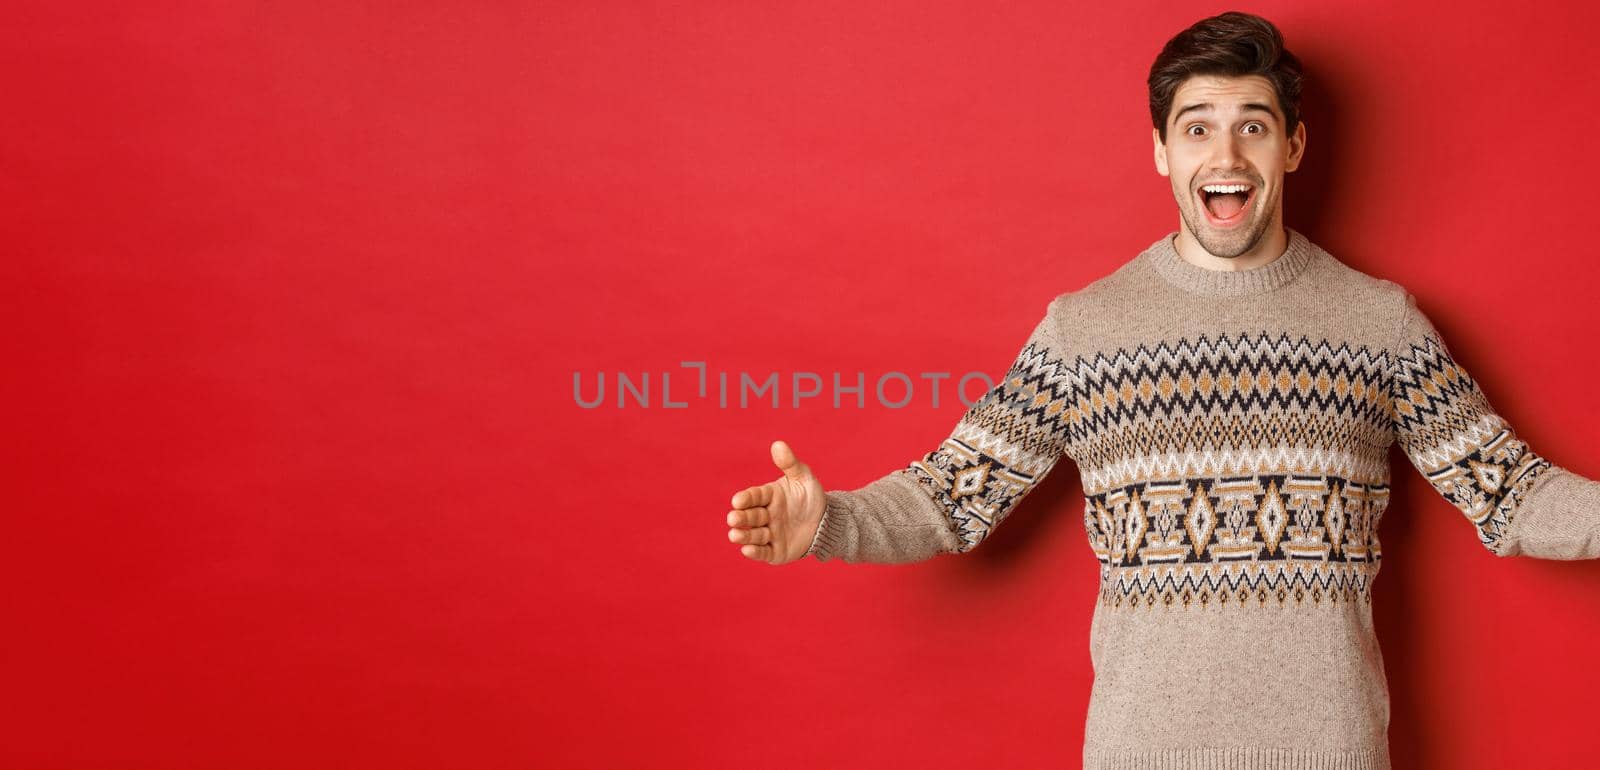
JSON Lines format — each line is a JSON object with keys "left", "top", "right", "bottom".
{"left": 805, "top": 227, "right": 1600, "bottom": 770}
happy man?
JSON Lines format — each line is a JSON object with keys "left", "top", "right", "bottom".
{"left": 723, "top": 11, "right": 1600, "bottom": 770}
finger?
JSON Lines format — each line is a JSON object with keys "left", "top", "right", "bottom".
{"left": 728, "top": 507, "right": 770, "bottom": 527}
{"left": 731, "top": 485, "right": 771, "bottom": 509}
{"left": 741, "top": 543, "right": 773, "bottom": 562}
{"left": 728, "top": 526, "right": 771, "bottom": 545}
{"left": 771, "top": 439, "right": 811, "bottom": 482}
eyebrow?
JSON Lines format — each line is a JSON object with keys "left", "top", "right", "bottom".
{"left": 1172, "top": 102, "right": 1280, "bottom": 124}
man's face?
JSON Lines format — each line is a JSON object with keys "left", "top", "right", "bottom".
{"left": 1153, "top": 74, "right": 1306, "bottom": 259}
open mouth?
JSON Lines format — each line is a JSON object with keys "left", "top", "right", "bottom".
{"left": 1199, "top": 183, "right": 1255, "bottom": 227}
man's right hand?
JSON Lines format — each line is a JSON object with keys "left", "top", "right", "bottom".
{"left": 726, "top": 440, "right": 826, "bottom": 565}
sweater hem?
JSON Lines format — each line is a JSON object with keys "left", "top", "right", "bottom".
{"left": 1083, "top": 745, "right": 1390, "bottom": 770}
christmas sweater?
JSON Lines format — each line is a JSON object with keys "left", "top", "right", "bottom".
{"left": 804, "top": 227, "right": 1600, "bottom": 770}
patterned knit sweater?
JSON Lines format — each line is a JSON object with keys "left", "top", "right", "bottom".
{"left": 804, "top": 227, "right": 1600, "bottom": 770}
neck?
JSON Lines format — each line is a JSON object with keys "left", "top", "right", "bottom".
{"left": 1173, "top": 221, "right": 1289, "bottom": 272}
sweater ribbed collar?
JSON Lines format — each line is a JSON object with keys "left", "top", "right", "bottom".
{"left": 1143, "top": 227, "right": 1316, "bottom": 297}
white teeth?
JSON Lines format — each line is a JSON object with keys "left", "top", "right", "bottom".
{"left": 1201, "top": 184, "right": 1251, "bottom": 194}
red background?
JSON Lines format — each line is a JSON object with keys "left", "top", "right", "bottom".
{"left": 7, "top": 2, "right": 1600, "bottom": 768}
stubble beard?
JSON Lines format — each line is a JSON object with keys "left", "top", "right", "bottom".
{"left": 1178, "top": 185, "right": 1276, "bottom": 260}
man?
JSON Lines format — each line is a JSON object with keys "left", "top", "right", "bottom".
{"left": 723, "top": 11, "right": 1600, "bottom": 770}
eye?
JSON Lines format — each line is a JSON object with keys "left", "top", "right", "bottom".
{"left": 1186, "top": 124, "right": 1206, "bottom": 137}
{"left": 1242, "top": 122, "right": 1266, "bottom": 135}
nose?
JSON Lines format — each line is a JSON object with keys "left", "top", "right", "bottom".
{"left": 1209, "top": 133, "right": 1247, "bottom": 172}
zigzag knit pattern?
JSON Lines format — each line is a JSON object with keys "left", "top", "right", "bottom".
{"left": 874, "top": 258, "right": 1559, "bottom": 613}
{"left": 1390, "top": 321, "right": 1554, "bottom": 555}
{"left": 902, "top": 339, "right": 1073, "bottom": 552}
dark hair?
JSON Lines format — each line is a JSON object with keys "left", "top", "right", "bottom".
{"left": 1148, "top": 11, "right": 1303, "bottom": 143}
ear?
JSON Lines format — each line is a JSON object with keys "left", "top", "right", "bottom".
{"left": 1285, "top": 120, "right": 1307, "bottom": 173}
{"left": 1152, "top": 127, "right": 1169, "bottom": 176}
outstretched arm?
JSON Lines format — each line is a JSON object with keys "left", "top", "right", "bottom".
{"left": 1388, "top": 291, "right": 1600, "bottom": 560}
{"left": 805, "top": 295, "right": 1078, "bottom": 564}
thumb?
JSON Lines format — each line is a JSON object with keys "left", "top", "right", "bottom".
{"left": 770, "top": 439, "right": 811, "bottom": 482}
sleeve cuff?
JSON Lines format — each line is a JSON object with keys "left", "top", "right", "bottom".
{"left": 804, "top": 492, "right": 853, "bottom": 562}
{"left": 1495, "top": 464, "right": 1600, "bottom": 560}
